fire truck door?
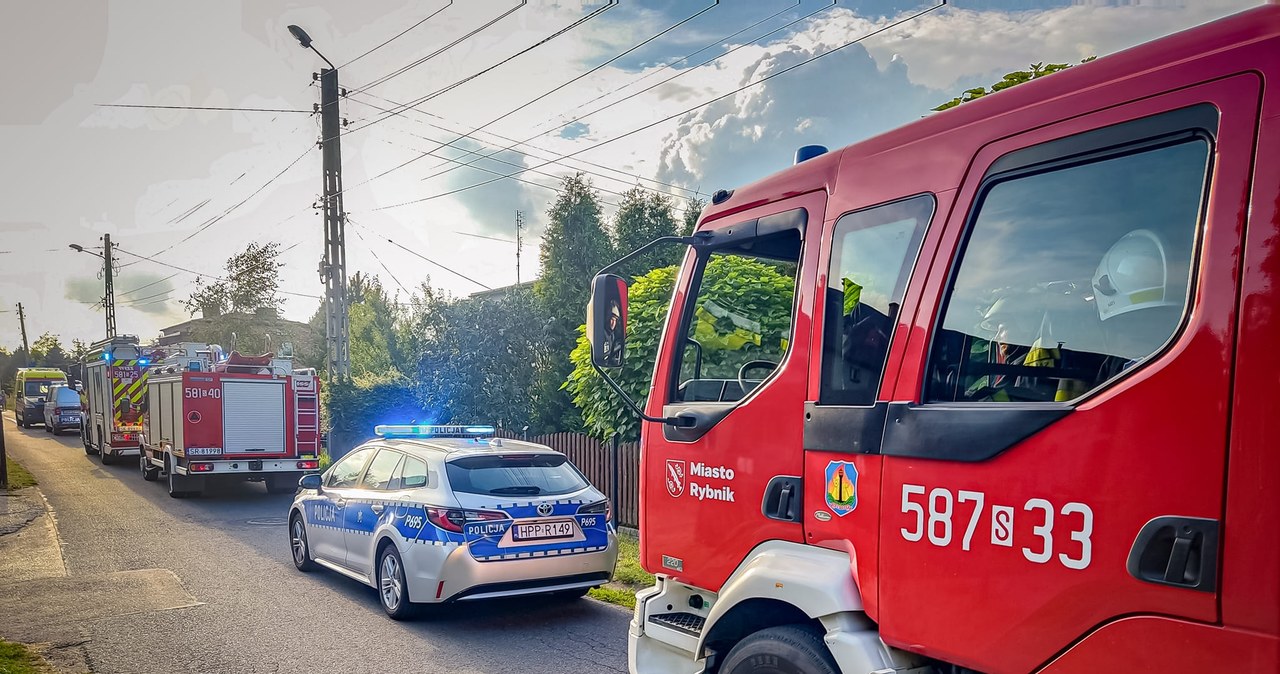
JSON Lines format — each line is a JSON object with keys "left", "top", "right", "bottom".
{"left": 878, "top": 78, "right": 1258, "bottom": 674}
{"left": 644, "top": 191, "right": 823, "bottom": 591}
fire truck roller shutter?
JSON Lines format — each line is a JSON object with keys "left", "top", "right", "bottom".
{"left": 222, "top": 380, "right": 286, "bottom": 454}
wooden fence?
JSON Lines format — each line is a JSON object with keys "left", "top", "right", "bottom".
{"left": 495, "top": 430, "right": 641, "bottom": 529}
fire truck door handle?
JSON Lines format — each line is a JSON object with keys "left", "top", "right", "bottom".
{"left": 762, "top": 476, "right": 802, "bottom": 523}
{"left": 1126, "top": 516, "right": 1219, "bottom": 593}
{"left": 370, "top": 504, "right": 384, "bottom": 515}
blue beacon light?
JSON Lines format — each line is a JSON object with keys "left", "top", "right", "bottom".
{"left": 374, "top": 424, "right": 497, "bottom": 438}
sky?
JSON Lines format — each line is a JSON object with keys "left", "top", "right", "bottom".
{"left": 0, "top": 0, "right": 1261, "bottom": 350}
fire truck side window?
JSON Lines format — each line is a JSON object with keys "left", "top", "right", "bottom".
{"left": 926, "top": 137, "right": 1211, "bottom": 404}
{"left": 673, "top": 228, "right": 801, "bottom": 403}
{"left": 327, "top": 447, "right": 374, "bottom": 488}
{"left": 359, "top": 450, "right": 403, "bottom": 491}
{"left": 820, "top": 196, "right": 932, "bottom": 406}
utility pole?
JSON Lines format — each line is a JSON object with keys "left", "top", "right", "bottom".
{"left": 102, "top": 233, "right": 117, "bottom": 338}
{"left": 16, "top": 303, "right": 29, "bottom": 363}
{"left": 515, "top": 210, "right": 524, "bottom": 285}
{"left": 317, "top": 66, "right": 349, "bottom": 381}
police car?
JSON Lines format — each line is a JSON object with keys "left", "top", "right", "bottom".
{"left": 288, "top": 424, "right": 618, "bottom": 619}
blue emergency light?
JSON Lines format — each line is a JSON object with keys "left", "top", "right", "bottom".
{"left": 374, "top": 424, "right": 496, "bottom": 439}
{"left": 102, "top": 352, "right": 112, "bottom": 361}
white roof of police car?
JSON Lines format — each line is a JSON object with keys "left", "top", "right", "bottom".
{"left": 373, "top": 436, "right": 562, "bottom": 460}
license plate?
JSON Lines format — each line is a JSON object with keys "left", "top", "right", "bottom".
{"left": 512, "top": 520, "right": 575, "bottom": 541}
{"left": 186, "top": 447, "right": 222, "bottom": 456}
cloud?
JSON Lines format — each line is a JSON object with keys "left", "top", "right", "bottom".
{"left": 64, "top": 270, "right": 179, "bottom": 316}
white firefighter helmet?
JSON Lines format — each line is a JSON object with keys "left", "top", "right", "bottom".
{"left": 1092, "top": 229, "right": 1177, "bottom": 322}
{"left": 610, "top": 303, "right": 621, "bottom": 319}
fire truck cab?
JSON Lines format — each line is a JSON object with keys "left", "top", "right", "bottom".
{"left": 590, "top": 7, "right": 1280, "bottom": 674}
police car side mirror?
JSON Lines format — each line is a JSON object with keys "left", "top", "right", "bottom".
{"left": 299, "top": 474, "right": 323, "bottom": 491}
{"left": 588, "top": 273, "right": 628, "bottom": 369}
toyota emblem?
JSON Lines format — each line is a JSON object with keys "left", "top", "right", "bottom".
{"left": 536, "top": 502, "right": 554, "bottom": 517}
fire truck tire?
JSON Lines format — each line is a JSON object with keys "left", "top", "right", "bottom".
{"left": 266, "top": 474, "right": 298, "bottom": 495}
{"left": 100, "top": 447, "right": 116, "bottom": 465}
{"left": 140, "top": 452, "right": 159, "bottom": 481}
{"left": 290, "top": 514, "right": 317, "bottom": 572}
{"left": 719, "top": 625, "right": 840, "bottom": 674}
{"left": 166, "top": 457, "right": 193, "bottom": 498}
{"left": 377, "top": 545, "right": 418, "bottom": 620}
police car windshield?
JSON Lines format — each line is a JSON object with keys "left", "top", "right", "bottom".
{"left": 445, "top": 454, "right": 590, "bottom": 497}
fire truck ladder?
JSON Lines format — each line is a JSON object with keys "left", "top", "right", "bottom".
{"left": 295, "top": 388, "right": 320, "bottom": 458}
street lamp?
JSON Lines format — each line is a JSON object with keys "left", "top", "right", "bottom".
{"left": 69, "top": 235, "right": 116, "bottom": 338}
{"left": 287, "top": 24, "right": 335, "bottom": 68}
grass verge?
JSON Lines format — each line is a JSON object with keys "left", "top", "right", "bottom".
{"left": 590, "top": 533, "right": 655, "bottom": 610}
{"left": 0, "top": 640, "right": 49, "bottom": 674}
{"left": 3, "top": 457, "right": 37, "bottom": 490}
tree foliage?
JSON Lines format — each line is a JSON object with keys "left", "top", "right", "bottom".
{"left": 533, "top": 174, "right": 615, "bottom": 431}
{"left": 933, "top": 59, "right": 1095, "bottom": 111}
{"left": 348, "top": 272, "right": 404, "bottom": 378}
{"left": 183, "top": 241, "right": 285, "bottom": 317}
{"left": 566, "top": 256, "right": 795, "bottom": 440}
{"left": 612, "top": 188, "right": 681, "bottom": 277}
{"left": 681, "top": 197, "right": 705, "bottom": 237}
{"left": 30, "top": 333, "right": 68, "bottom": 367}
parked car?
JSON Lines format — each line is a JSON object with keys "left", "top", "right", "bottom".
{"left": 43, "top": 383, "right": 84, "bottom": 435}
{"left": 288, "top": 424, "right": 618, "bottom": 619}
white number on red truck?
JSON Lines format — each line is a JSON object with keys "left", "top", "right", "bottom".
{"left": 899, "top": 484, "right": 1093, "bottom": 570}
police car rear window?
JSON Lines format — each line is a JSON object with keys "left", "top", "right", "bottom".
{"left": 55, "top": 388, "right": 81, "bottom": 404}
{"left": 445, "top": 455, "right": 590, "bottom": 497}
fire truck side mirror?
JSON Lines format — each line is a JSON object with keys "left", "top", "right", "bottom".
{"left": 588, "top": 273, "right": 629, "bottom": 369}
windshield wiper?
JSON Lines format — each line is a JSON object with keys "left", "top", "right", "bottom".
{"left": 489, "top": 486, "right": 542, "bottom": 495}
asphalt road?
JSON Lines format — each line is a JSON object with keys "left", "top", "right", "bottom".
{"left": 2, "top": 417, "right": 631, "bottom": 673}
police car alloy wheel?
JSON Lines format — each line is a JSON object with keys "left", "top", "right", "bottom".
{"left": 377, "top": 546, "right": 415, "bottom": 620}
{"left": 290, "top": 514, "right": 317, "bottom": 572}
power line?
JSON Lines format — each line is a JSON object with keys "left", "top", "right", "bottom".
{"left": 365, "top": 1, "right": 718, "bottom": 194}
{"left": 350, "top": 224, "right": 414, "bottom": 300}
{"left": 421, "top": 0, "right": 829, "bottom": 190}
{"left": 342, "top": 1, "right": 617, "bottom": 136}
{"left": 336, "top": 1, "right": 455, "bottom": 71}
{"left": 376, "top": 2, "right": 942, "bottom": 211}
{"left": 95, "top": 103, "right": 313, "bottom": 114}
{"left": 346, "top": 217, "right": 491, "bottom": 290}
{"left": 370, "top": 131, "right": 622, "bottom": 207}
{"left": 345, "top": 1, "right": 528, "bottom": 97}
{"left": 117, "top": 272, "right": 181, "bottom": 298}
{"left": 347, "top": 94, "right": 651, "bottom": 202}
{"left": 145, "top": 142, "right": 316, "bottom": 258}
{"left": 114, "top": 245, "right": 321, "bottom": 300}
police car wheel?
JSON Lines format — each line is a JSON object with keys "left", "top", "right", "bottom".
{"left": 290, "top": 515, "right": 317, "bottom": 571}
{"left": 719, "top": 624, "right": 840, "bottom": 674}
{"left": 377, "top": 546, "right": 416, "bottom": 620}
{"left": 553, "top": 587, "right": 591, "bottom": 601}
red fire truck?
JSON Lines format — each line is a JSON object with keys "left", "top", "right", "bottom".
{"left": 586, "top": 6, "right": 1280, "bottom": 673}
{"left": 139, "top": 343, "right": 320, "bottom": 498}
{"left": 83, "top": 336, "right": 151, "bottom": 465}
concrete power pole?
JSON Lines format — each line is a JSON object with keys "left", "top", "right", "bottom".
{"left": 318, "top": 67, "right": 349, "bottom": 381}
{"left": 102, "top": 233, "right": 117, "bottom": 338}
{"left": 16, "top": 303, "right": 29, "bottom": 363}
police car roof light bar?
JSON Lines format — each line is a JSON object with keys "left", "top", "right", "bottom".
{"left": 374, "top": 424, "right": 497, "bottom": 438}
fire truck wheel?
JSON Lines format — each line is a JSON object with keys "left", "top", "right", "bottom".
{"left": 166, "top": 457, "right": 191, "bottom": 498}
{"left": 719, "top": 624, "right": 840, "bottom": 674}
{"left": 100, "top": 448, "right": 116, "bottom": 465}
{"left": 140, "top": 452, "right": 159, "bottom": 481}
{"left": 290, "top": 514, "right": 317, "bottom": 572}
{"left": 377, "top": 545, "right": 418, "bottom": 620}
{"left": 266, "top": 475, "right": 297, "bottom": 495}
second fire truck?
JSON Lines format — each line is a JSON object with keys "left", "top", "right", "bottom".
{"left": 139, "top": 343, "right": 320, "bottom": 498}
